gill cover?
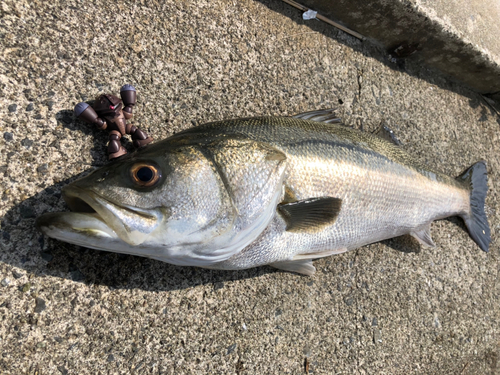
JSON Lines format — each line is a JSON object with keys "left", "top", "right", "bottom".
{"left": 164, "top": 138, "right": 288, "bottom": 266}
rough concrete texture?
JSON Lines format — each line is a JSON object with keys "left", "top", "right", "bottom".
{"left": 300, "top": 0, "right": 500, "bottom": 95}
{"left": 0, "top": 0, "right": 499, "bottom": 374}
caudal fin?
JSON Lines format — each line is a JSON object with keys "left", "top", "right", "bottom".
{"left": 457, "top": 161, "right": 491, "bottom": 252}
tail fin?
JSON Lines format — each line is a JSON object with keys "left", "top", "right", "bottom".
{"left": 457, "top": 161, "right": 491, "bottom": 252}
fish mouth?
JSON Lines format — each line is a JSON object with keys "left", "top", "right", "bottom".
{"left": 36, "top": 186, "right": 161, "bottom": 247}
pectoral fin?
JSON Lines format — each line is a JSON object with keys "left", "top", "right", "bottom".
{"left": 270, "top": 259, "right": 316, "bottom": 276}
{"left": 278, "top": 197, "right": 342, "bottom": 232}
{"left": 410, "top": 224, "right": 436, "bottom": 248}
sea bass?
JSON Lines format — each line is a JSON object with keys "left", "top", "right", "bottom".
{"left": 36, "top": 110, "right": 490, "bottom": 275}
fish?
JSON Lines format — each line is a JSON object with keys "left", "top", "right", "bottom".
{"left": 35, "top": 109, "right": 491, "bottom": 275}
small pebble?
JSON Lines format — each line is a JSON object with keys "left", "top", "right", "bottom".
{"left": 344, "top": 296, "right": 354, "bottom": 306}
{"left": 12, "top": 270, "right": 23, "bottom": 279}
{"left": 20, "top": 205, "right": 36, "bottom": 219}
{"left": 3, "top": 132, "right": 13, "bottom": 142}
{"left": 373, "top": 328, "right": 382, "bottom": 343}
{"left": 8, "top": 104, "right": 17, "bottom": 113}
{"left": 26, "top": 103, "right": 34, "bottom": 111}
{"left": 21, "top": 138, "right": 33, "bottom": 149}
{"left": 21, "top": 282, "right": 31, "bottom": 293}
{"left": 34, "top": 297, "right": 46, "bottom": 313}
{"left": 227, "top": 343, "right": 237, "bottom": 354}
{"left": 37, "top": 164, "right": 49, "bottom": 175}
{"left": 40, "top": 252, "right": 54, "bottom": 262}
{"left": 1, "top": 278, "right": 11, "bottom": 287}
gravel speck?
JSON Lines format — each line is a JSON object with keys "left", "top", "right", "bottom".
{"left": 2, "top": 231, "right": 10, "bottom": 241}
{"left": 26, "top": 103, "right": 34, "bottom": 111}
{"left": 227, "top": 343, "right": 237, "bottom": 354}
{"left": 1, "top": 278, "right": 11, "bottom": 287}
{"left": 373, "top": 328, "right": 382, "bottom": 343}
{"left": 35, "top": 298, "right": 47, "bottom": 313}
{"left": 40, "top": 252, "right": 54, "bottom": 262}
{"left": 20, "top": 205, "right": 36, "bottom": 218}
{"left": 20, "top": 283, "right": 31, "bottom": 293}
{"left": 214, "top": 281, "right": 224, "bottom": 291}
{"left": 8, "top": 104, "right": 17, "bottom": 113}
{"left": 3, "top": 132, "right": 13, "bottom": 142}
{"left": 71, "top": 269, "right": 85, "bottom": 282}
{"left": 37, "top": 164, "right": 49, "bottom": 175}
{"left": 21, "top": 138, "right": 33, "bottom": 149}
{"left": 344, "top": 296, "right": 354, "bottom": 306}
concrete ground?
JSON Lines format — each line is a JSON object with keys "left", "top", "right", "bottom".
{"left": 299, "top": 0, "right": 500, "bottom": 96}
{"left": 0, "top": 0, "right": 499, "bottom": 374}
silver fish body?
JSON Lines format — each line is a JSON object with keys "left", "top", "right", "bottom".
{"left": 36, "top": 112, "right": 490, "bottom": 275}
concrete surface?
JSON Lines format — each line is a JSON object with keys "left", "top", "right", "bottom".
{"left": 297, "top": 0, "right": 500, "bottom": 96}
{"left": 0, "top": 0, "right": 499, "bottom": 374}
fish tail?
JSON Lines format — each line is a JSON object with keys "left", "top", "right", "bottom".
{"left": 457, "top": 161, "right": 491, "bottom": 252}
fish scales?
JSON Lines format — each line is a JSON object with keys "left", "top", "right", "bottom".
{"left": 173, "top": 117, "right": 470, "bottom": 270}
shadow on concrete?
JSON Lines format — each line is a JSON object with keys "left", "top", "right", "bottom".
{"left": 381, "top": 235, "right": 421, "bottom": 254}
{"left": 255, "top": 0, "right": 500, "bottom": 125}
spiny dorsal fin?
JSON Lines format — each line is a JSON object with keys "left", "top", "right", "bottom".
{"left": 278, "top": 197, "right": 342, "bottom": 232}
{"left": 292, "top": 109, "right": 341, "bottom": 124}
{"left": 410, "top": 224, "right": 436, "bottom": 248}
{"left": 270, "top": 259, "right": 316, "bottom": 276}
{"left": 374, "top": 123, "right": 402, "bottom": 145}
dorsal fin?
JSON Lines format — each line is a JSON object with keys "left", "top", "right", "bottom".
{"left": 374, "top": 123, "right": 402, "bottom": 145}
{"left": 292, "top": 109, "right": 341, "bottom": 124}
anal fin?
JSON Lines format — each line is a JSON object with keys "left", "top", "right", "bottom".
{"left": 292, "top": 248, "right": 348, "bottom": 260}
{"left": 270, "top": 259, "right": 316, "bottom": 276}
{"left": 270, "top": 248, "right": 348, "bottom": 276}
{"left": 410, "top": 224, "right": 436, "bottom": 248}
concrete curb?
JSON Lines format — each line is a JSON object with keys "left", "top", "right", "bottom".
{"left": 290, "top": 0, "right": 500, "bottom": 97}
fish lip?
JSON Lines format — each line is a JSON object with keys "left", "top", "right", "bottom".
{"left": 35, "top": 211, "right": 119, "bottom": 243}
{"left": 60, "top": 185, "right": 151, "bottom": 245}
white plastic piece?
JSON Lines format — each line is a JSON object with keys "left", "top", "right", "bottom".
{"left": 302, "top": 10, "right": 317, "bottom": 20}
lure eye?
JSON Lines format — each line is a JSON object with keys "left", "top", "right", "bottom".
{"left": 130, "top": 163, "right": 161, "bottom": 187}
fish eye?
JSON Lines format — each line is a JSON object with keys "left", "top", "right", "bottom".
{"left": 130, "top": 163, "right": 161, "bottom": 187}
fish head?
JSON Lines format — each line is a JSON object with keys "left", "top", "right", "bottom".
{"left": 36, "top": 137, "right": 287, "bottom": 266}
